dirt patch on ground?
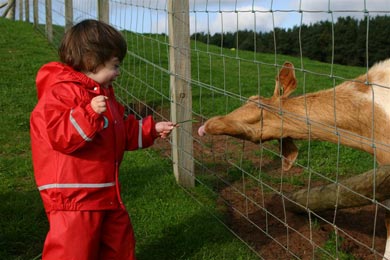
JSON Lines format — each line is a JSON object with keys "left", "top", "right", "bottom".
{"left": 219, "top": 183, "right": 387, "bottom": 259}
{"left": 146, "top": 107, "right": 388, "bottom": 259}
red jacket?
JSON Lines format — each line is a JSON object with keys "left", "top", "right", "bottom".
{"left": 30, "top": 62, "right": 158, "bottom": 212}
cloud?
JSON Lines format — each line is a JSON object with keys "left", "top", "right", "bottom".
{"left": 69, "top": 0, "right": 390, "bottom": 34}
{"left": 190, "top": 0, "right": 390, "bottom": 34}
{"left": 190, "top": 5, "right": 291, "bottom": 34}
{"left": 188, "top": 0, "right": 390, "bottom": 33}
{"left": 296, "top": 0, "right": 390, "bottom": 26}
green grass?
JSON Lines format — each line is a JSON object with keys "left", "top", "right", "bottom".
{"left": 0, "top": 18, "right": 259, "bottom": 260}
{"left": 317, "top": 233, "right": 354, "bottom": 260}
{"left": 0, "top": 19, "right": 57, "bottom": 260}
{"left": 120, "top": 150, "right": 258, "bottom": 259}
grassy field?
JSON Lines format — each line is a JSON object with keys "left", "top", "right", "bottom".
{"left": 0, "top": 18, "right": 260, "bottom": 260}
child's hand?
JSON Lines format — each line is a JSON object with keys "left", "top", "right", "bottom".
{"left": 155, "top": 121, "right": 175, "bottom": 139}
{"left": 91, "top": 95, "right": 108, "bottom": 114}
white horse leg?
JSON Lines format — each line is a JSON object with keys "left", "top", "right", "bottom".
{"left": 383, "top": 199, "right": 390, "bottom": 260}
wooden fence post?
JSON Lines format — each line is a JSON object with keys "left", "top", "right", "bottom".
{"left": 18, "top": 0, "right": 22, "bottom": 21}
{"left": 168, "top": 0, "right": 194, "bottom": 188}
{"left": 98, "top": 0, "right": 109, "bottom": 23}
{"left": 45, "top": 0, "right": 52, "bottom": 43}
{"left": 65, "top": 0, "right": 73, "bottom": 31}
{"left": 33, "top": 0, "right": 38, "bottom": 28}
{"left": 24, "top": 0, "right": 29, "bottom": 22}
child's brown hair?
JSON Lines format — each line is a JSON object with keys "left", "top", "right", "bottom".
{"left": 58, "top": 19, "right": 127, "bottom": 72}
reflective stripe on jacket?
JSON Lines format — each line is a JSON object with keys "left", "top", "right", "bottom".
{"left": 30, "top": 62, "right": 158, "bottom": 212}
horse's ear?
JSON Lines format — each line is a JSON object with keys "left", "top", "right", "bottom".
{"left": 279, "top": 137, "right": 298, "bottom": 171}
{"left": 274, "top": 62, "right": 297, "bottom": 98}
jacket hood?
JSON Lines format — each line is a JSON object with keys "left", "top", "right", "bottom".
{"left": 35, "top": 62, "right": 99, "bottom": 99}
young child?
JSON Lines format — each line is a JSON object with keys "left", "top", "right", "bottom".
{"left": 30, "top": 19, "right": 174, "bottom": 259}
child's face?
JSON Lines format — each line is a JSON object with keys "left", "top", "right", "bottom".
{"left": 86, "top": 57, "right": 121, "bottom": 88}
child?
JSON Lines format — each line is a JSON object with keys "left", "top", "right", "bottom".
{"left": 30, "top": 19, "right": 174, "bottom": 259}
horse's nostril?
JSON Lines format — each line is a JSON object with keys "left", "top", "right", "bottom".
{"left": 198, "top": 125, "right": 206, "bottom": 136}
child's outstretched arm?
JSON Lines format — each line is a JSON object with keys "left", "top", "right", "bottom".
{"left": 124, "top": 116, "right": 173, "bottom": 150}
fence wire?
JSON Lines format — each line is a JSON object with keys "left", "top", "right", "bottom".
{"left": 20, "top": 0, "right": 390, "bottom": 259}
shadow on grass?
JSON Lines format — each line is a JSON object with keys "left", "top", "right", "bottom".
{"left": 0, "top": 190, "right": 47, "bottom": 259}
{"left": 136, "top": 211, "right": 239, "bottom": 260}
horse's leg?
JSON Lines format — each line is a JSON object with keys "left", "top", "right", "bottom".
{"left": 383, "top": 199, "right": 390, "bottom": 260}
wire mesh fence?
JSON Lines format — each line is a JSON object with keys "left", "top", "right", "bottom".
{"left": 8, "top": 0, "right": 390, "bottom": 258}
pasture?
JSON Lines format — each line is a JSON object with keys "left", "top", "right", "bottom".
{"left": 0, "top": 16, "right": 381, "bottom": 259}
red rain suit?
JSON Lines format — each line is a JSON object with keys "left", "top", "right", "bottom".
{"left": 30, "top": 62, "right": 158, "bottom": 259}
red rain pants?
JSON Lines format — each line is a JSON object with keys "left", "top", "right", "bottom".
{"left": 42, "top": 209, "right": 136, "bottom": 260}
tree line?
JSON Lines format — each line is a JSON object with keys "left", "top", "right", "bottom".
{"left": 191, "top": 16, "right": 390, "bottom": 67}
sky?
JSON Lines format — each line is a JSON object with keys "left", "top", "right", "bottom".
{"left": 38, "top": 0, "right": 390, "bottom": 34}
